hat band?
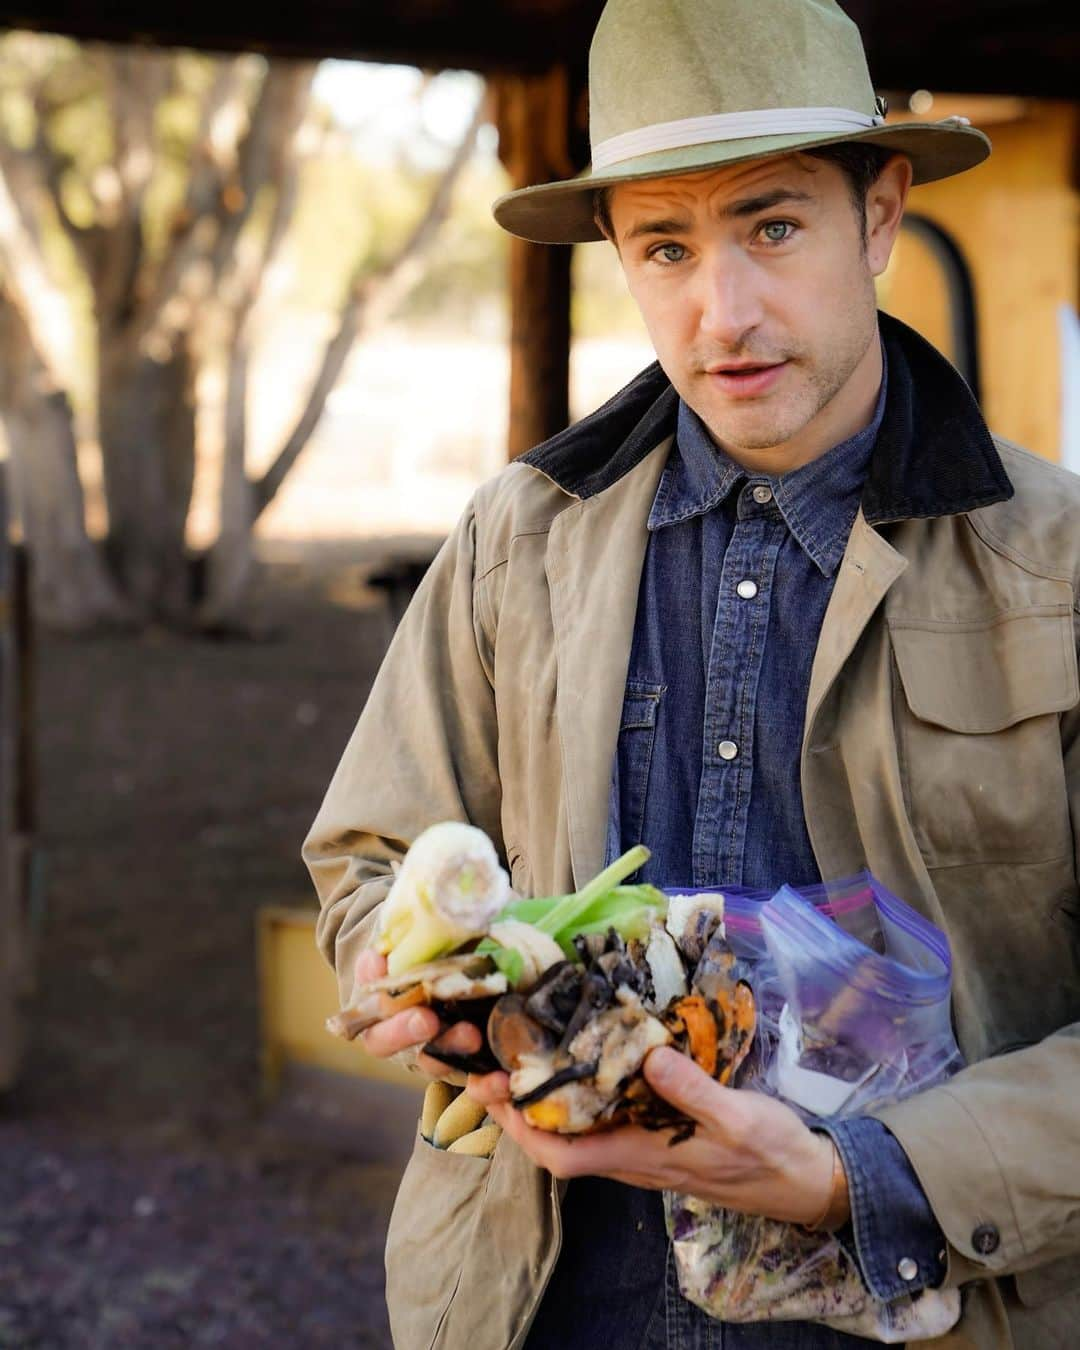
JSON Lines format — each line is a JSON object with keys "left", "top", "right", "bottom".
{"left": 591, "top": 106, "right": 885, "bottom": 171}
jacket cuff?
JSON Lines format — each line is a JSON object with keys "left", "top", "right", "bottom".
{"left": 817, "top": 1116, "right": 948, "bottom": 1303}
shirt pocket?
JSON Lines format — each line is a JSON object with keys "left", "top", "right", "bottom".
{"left": 612, "top": 679, "right": 665, "bottom": 853}
{"left": 889, "top": 608, "right": 1078, "bottom": 866}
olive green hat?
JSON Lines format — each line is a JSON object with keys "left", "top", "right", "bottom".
{"left": 493, "top": 0, "right": 990, "bottom": 244}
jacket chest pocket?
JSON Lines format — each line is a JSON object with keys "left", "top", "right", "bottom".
{"left": 889, "top": 609, "right": 1078, "bottom": 867}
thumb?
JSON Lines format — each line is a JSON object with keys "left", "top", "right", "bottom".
{"left": 643, "top": 1046, "right": 725, "bottom": 1123}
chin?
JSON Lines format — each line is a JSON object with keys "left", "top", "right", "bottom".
{"left": 709, "top": 411, "right": 810, "bottom": 454}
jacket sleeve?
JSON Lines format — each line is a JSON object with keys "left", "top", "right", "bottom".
{"left": 869, "top": 631, "right": 1080, "bottom": 1290}
{"left": 301, "top": 497, "right": 503, "bottom": 1008}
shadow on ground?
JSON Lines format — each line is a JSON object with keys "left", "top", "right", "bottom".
{"left": 0, "top": 539, "right": 440, "bottom": 1349}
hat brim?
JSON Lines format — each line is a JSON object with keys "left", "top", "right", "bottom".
{"left": 493, "top": 121, "right": 990, "bottom": 244}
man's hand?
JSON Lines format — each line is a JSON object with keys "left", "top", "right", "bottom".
{"left": 354, "top": 949, "right": 484, "bottom": 1082}
{"left": 467, "top": 1046, "right": 844, "bottom": 1227}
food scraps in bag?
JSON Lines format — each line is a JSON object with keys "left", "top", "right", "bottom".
{"left": 665, "top": 876, "right": 965, "bottom": 1342}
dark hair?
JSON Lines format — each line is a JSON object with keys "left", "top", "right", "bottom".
{"left": 805, "top": 142, "right": 894, "bottom": 233}
{"left": 593, "top": 142, "right": 894, "bottom": 242}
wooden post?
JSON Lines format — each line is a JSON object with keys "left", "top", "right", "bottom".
{"left": 495, "top": 65, "right": 589, "bottom": 458}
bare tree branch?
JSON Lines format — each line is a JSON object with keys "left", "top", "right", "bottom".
{"left": 219, "top": 67, "right": 313, "bottom": 328}
{"left": 196, "top": 74, "right": 317, "bottom": 629}
{"left": 136, "top": 60, "right": 314, "bottom": 356}
{"left": 251, "top": 91, "right": 486, "bottom": 520}
{"left": 89, "top": 46, "right": 171, "bottom": 321}
{"left": 208, "top": 61, "right": 314, "bottom": 283}
{"left": 0, "top": 83, "right": 92, "bottom": 276}
{"left": 140, "top": 56, "right": 253, "bottom": 328}
{"left": 0, "top": 166, "right": 78, "bottom": 392}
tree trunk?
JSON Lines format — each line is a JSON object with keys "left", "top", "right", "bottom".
{"left": 197, "top": 338, "right": 258, "bottom": 633}
{"left": 97, "top": 330, "right": 196, "bottom": 623}
{"left": 0, "top": 292, "right": 131, "bottom": 631}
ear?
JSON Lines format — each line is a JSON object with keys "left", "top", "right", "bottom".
{"left": 866, "top": 154, "right": 913, "bottom": 277}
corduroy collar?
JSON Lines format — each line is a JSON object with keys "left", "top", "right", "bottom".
{"left": 521, "top": 313, "right": 1013, "bottom": 525}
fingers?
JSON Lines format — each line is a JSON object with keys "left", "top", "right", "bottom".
{"left": 643, "top": 1046, "right": 731, "bottom": 1125}
{"left": 415, "top": 1056, "right": 468, "bottom": 1087}
{"left": 465, "top": 1070, "right": 511, "bottom": 1107}
{"left": 415, "top": 1021, "right": 484, "bottom": 1079}
{"left": 486, "top": 1101, "right": 583, "bottom": 1176}
{"left": 355, "top": 948, "right": 387, "bottom": 983}
{"left": 361, "top": 1006, "right": 441, "bottom": 1059}
{"left": 487, "top": 1102, "right": 627, "bottom": 1181}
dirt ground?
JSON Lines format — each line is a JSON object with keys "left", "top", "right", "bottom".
{"left": 1, "top": 540, "right": 440, "bottom": 1348}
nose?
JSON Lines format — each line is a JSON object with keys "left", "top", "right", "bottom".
{"left": 697, "top": 249, "right": 765, "bottom": 349}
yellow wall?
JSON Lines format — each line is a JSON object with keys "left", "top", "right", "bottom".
{"left": 879, "top": 100, "right": 1079, "bottom": 462}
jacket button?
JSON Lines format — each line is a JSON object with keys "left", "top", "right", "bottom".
{"left": 971, "top": 1223, "right": 1000, "bottom": 1255}
{"left": 897, "top": 1257, "right": 918, "bottom": 1282}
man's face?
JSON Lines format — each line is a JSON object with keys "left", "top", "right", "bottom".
{"left": 607, "top": 154, "right": 904, "bottom": 461}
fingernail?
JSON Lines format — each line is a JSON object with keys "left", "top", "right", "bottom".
{"left": 409, "top": 1012, "right": 431, "bottom": 1038}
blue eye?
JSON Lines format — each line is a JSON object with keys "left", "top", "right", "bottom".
{"left": 653, "top": 243, "right": 686, "bottom": 264}
{"left": 761, "top": 221, "right": 794, "bottom": 244}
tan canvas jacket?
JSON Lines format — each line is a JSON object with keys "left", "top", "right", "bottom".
{"left": 303, "top": 318, "right": 1080, "bottom": 1350}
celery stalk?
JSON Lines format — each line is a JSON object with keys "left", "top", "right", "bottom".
{"left": 533, "top": 846, "right": 651, "bottom": 939}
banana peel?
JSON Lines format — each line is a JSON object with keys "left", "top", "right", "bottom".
{"left": 420, "top": 1080, "right": 457, "bottom": 1140}
{"left": 420, "top": 1080, "right": 502, "bottom": 1158}
{"left": 447, "top": 1124, "right": 502, "bottom": 1156}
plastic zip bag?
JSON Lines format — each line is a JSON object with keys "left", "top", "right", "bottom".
{"left": 664, "top": 874, "right": 963, "bottom": 1343}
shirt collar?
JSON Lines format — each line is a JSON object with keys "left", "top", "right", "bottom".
{"left": 648, "top": 346, "right": 888, "bottom": 578}
{"left": 647, "top": 401, "right": 745, "bottom": 530}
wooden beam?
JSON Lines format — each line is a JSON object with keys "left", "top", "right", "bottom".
{"left": 841, "top": 0, "right": 1079, "bottom": 98}
{"left": 495, "top": 64, "right": 588, "bottom": 457}
{"left": 0, "top": 1, "right": 606, "bottom": 75}
{"left": 1, "top": 2, "right": 1077, "bottom": 95}
{"left": 507, "top": 235, "right": 573, "bottom": 458}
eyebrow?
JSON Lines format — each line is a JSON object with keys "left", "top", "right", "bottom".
{"left": 724, "top": 188, "right": 816, "bottom": 218}
{"left": 622, "top": 189, "right": 816, "bottom": 242}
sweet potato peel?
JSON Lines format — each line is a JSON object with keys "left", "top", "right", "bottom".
{"left": 666, "top": 996, "right": 720, "bottom": 1078}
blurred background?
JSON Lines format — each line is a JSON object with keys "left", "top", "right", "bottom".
{"left": 0, "top": 1, "right": 1075, "bottom": 1345}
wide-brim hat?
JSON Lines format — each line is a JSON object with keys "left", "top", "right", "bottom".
{"left": 494, "top": 0, "right": 991, "bottom": 244}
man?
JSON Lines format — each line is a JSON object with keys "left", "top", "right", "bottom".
{"left": 303, "top": 1, "right": 1080, "bottom": 1346}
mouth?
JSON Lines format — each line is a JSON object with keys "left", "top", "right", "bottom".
{"left": 706, "top": 360, "right": 788, "bottom": 398}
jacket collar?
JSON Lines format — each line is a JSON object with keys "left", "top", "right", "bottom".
{"left": 521, "top": 313, "right": 1013, "bottom": 523}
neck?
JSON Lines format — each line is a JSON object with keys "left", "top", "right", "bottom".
{"left": 715, "top": 334, "right": 883, "bottom": 477}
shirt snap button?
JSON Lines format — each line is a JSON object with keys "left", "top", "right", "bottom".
{"left": 736, "top": 579, "right": 759, "bottom": 600}
{"left": 717, "top": 740, "right": 739, "bottom": 760}
{"left": 897, "top": 1257, "right": 918, "bottom": 1282}
{"left": 751, "top": 484, "right": 773, "bottom": 504}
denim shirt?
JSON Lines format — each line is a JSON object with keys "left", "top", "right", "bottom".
{"left": 526, "top": 355, "right": 947, "bottom": 1350}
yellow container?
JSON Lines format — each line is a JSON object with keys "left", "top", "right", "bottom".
{"left": 256, "top": 904, "right": 420, "bottom": 1097}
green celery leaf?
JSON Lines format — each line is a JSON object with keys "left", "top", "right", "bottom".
{"left": 488, "top": 945, "right": 525, "bottom": 986}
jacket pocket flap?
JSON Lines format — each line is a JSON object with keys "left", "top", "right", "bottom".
{"left": 890, "top": 609, "right": 1078, "bottom": 734}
